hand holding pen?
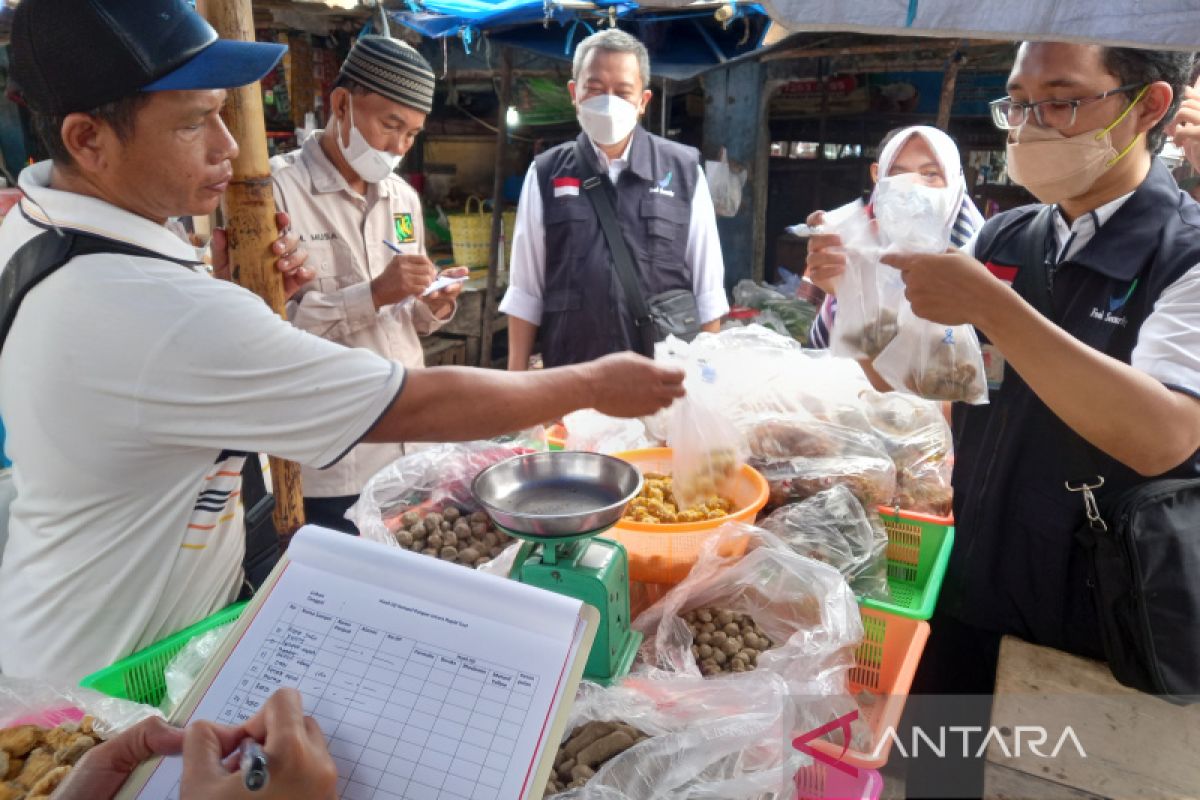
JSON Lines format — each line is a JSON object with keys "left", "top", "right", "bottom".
{"left": 180, "top": 688, "right": 337, "bottom": 800}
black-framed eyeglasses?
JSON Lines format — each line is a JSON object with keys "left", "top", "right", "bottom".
{"left": 989, "top": 83, "right": 1146, "bottom": 130}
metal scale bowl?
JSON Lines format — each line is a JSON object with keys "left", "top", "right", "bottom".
{"left": 472, "top": 451, "right": 643, "bottom": 684}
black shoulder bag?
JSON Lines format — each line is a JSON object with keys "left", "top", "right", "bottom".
{"left": 1019, "top": 206, "right": 1200, "bottom": 703}
{"left": 574, "top": 140, "right": 702, "bottom": 357}
{"left": 0, "top": 225, "right": 281, "bottom": 596}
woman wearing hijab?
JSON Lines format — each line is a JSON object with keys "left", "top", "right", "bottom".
{"left": 805, "top": 126, "right": 986, "bottom": 348}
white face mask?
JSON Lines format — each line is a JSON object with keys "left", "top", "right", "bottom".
{"left": 337, "top": 96, "right": 402, "bottom": 183}
{"left": 577, "top": 94, "right": 640, "bottom": 147}
{"left": 872, "top": 174, "right": 958, "bottom": 253}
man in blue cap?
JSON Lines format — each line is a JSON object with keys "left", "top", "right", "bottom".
{"left": 0, "top": 0, "right": 684, "bottom": 687}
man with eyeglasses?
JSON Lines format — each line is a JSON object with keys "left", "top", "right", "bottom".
{"left": 876, "top": 43, "right": 1200, "bottom": 798}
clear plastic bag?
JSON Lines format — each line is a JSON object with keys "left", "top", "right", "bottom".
{"left": 872, "top": 304, "right": 989, "bottom": 404}
{"left": 745, "top": 416, "right": 897, "bottom": 510}
{"left": 862, "top": 391, "right": 954, "bottom": 516}
{"left": 347, "top": 432, "right": 545, "bottom": 547}
{"left": 0, "top": 677, "right": 160, "bottom": 738}
{"left": 162, "top": 622, "right": 236, "bottom": 717}
{"left": 544, "top": 674, "right": 798, "bottom": 799}
{"left": 667, "top": 364, "right": 746, "bottom": 511}
{"left": 826, "top": 201, "right": 905, "bottom": 360}
{"left": 758, "top": 487, "right": 891, "bottom": 601}
{"left": 633, "top": 524, "right": 868, "bottom": 752}
{"left": 705, "top": 147, "right": 748, "bottom": 219}
{"left": 563, "top": 409, "right": 653, "bottom": 455}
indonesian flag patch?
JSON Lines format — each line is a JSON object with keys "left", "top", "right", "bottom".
{"left": 553, "top": 176, "right": 580, "bottom": 197}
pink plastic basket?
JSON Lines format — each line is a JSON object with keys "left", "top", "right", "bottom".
{"left": 795, "top": 763, "right": 883, "bottom": 800}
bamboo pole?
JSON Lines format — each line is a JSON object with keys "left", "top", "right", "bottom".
{"left": 480, "top": 48, "right": 512, "bottom": 369}
{"left": 199, "top": 0, "right": 306, "bottom": 545}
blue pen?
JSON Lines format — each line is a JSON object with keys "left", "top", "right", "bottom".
{"left": 382, "top": 239, "right": 405, "bottom": 255}
{"left": 239, "top": 738, "right": 269, "bottom": 792}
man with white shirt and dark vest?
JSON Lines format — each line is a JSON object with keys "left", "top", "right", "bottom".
{"left": 872, "top": 44, "right": 1200, "bottom": 797}
{"left": 500, "top": 29, "right": 729, "bottom": 369}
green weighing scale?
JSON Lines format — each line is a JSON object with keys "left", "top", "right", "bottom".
{"left": 472, "top": 451, "right": 643, "bottom": 685}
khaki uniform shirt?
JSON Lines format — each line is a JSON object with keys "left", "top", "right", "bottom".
{"left": 272, "top": 134, "right": 447, "bottom": 497}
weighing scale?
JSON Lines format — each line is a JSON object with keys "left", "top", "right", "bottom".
{"left": 472, "top": 452, "right": 643, "bottom": 684}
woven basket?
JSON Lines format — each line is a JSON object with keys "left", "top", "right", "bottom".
{"left": 448, "top": 196, "right": 490, "bottom": 268}
{"left": 447, "top": 196, "right": 516, "bottom": 272}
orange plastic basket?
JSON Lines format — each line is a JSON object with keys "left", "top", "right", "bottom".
{"left": 809, "top": 607, "right": 930, "bottom": 770}
{"left": 608, "top": 448, "right": 770, "bottom": 584}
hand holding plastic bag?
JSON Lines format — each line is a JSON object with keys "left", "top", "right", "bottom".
{"left": 826, "top": 202, "right": 905, "bottom": 360}
{"left": 872, "top": 303, "right": 988, "bottom": 404}
{"left": 667, "top": 364, "right": 746, "bottom": 511}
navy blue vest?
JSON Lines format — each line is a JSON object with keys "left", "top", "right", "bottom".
{"left": 948, "top": 160, "right": 1200, "bottom": 655}
{"left": 533, "top": 127, "right": 698, "bottom": 367}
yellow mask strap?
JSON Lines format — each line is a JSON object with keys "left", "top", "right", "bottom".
{"left": 1100, "top": 84, "right": 1151, "bottom": 167}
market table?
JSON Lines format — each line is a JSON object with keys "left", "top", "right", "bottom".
{"left": 984, "top": 636, "right": 1200, "bottom": 799}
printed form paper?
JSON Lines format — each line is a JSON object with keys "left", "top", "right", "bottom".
{"left": 134, "top": 526, "right": 586, "bottom": 800}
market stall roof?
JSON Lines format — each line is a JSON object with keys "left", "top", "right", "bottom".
{"left": 391, "top": 1, "right": 771, "bottom": 81}
{"left": 655, "top": 0, "right": 1200, "bottom": 52}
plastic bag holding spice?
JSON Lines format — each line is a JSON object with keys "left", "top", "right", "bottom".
{"left": 0, "top": 677, "right": 161, "bottom": 738}
{"left": 633, "top": 524, "right": 864, "bottom": 747}
{"left": 746, "top": 416, "right": 897, "bottom": 511}
{"left": 347, "top": 432, "right": 546, "bottom": 546}
{"left": 872, "top": 303, "right": 989, "bottom": 405}
{"left": 544, "top": 674, "right": 798, "bottom": 799}
{"left": 862, "top": 390, "right": 954, "bottom": 515}
{"left": 825, "top": 201, "right": 905, "bottom": 361}
{"left": 758, "top": 486, "right": 891, "bottom": 602}
{"left": 667, "top": 363, "right": 746, "bottom": 511}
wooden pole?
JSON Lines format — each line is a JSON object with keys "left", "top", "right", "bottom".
{"left": 936, "top": 51, "right": 965, "bottom": 131}
{"left": 199, "top": 0, "right": 306, "bottom": 544}
{"left": 480, "top": 48, "right": 512, "bottom": 369}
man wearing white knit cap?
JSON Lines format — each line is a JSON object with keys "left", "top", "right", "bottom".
{"left": 271, "top": 36, "right": 468, "bottom": 533}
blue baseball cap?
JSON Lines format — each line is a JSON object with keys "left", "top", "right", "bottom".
{"left": 11, "top": 0, "right": 285, "bottom": 114}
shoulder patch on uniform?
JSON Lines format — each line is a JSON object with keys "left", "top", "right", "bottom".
{"left": 393, "top": 213, "right": 416, "bottom": 244}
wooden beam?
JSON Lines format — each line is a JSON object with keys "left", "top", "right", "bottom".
{"left": 199, "top": 0, "right": 306, "bottom": 544}
{"left": 480, "top": 48, "right": 513, "bottom": 369}
{"left": 762, "top": 39, "right": 1009, "bottom": 62}
{"left": 936, "top": 51, "right": 964, "bottom": 130}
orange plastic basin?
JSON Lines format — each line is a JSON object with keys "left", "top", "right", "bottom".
{"left": 608, "top": 447, "right": 770, "bottom": 584}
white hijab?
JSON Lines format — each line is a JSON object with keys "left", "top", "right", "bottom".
{"left": 873, "top": 125, "right": 985, "bottom": 248}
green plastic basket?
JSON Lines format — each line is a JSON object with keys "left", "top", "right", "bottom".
{"left": 860, "top": 508, "right": 955, "bottom": 621}
{"left": 79, "top": 601, "right": 248, "bottom": 706}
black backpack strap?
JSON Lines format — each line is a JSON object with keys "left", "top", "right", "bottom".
{"left": 0, "top": 222, "right": 199, "bottom": 354}
{"left": 2, "top": 223, "right": 280, "bottom": 588}
{"left": 574, "top": 139, "right": 656, "bottom": 358}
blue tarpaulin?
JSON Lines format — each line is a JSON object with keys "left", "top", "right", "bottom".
{"left": 393, "top": 2, "right": 768, "bottom": 79}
